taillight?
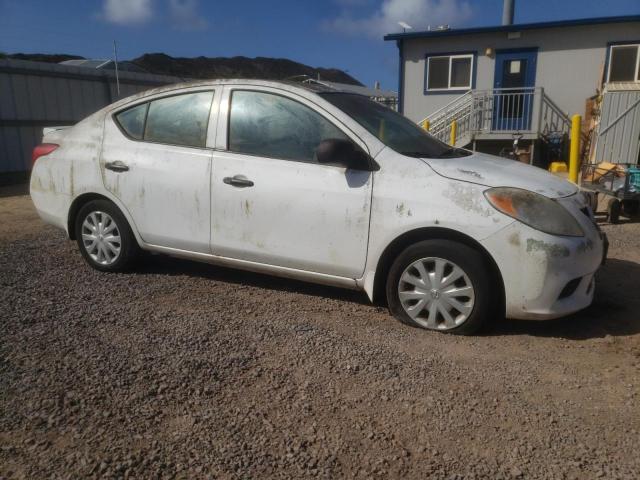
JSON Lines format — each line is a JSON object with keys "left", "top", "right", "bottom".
{"left": 32, "top": 143, "right": 59, "bottom": 165}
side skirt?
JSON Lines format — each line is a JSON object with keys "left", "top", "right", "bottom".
{"left": 143, "top": 243, "right": 362, "bottom": 291}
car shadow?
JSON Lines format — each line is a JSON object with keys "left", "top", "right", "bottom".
{"left": 129, "top": 253, "right": 639, "bottom": 339}
{"left": 595, "top": 213, "right": 640, "bottom": 225}
{"left": 0, "top": 183, "right": 29, "bottom": 198}
{"left": 491, "top": 258, "right": 640, "bottom": 339}
{"left": 134, "top": 253, "right": 373, "bottom": 306}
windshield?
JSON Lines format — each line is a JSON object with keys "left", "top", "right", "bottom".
{"left": 319, "top": 93, "right": 471, "bottom": 159}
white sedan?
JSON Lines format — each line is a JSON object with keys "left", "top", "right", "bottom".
{"left": 30, "top": 80, "right": 606, "bottom": 334}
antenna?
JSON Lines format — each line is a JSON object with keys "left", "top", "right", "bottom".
{"left": 113, "top": 40, "right": 120, "bottom": 97}
{"left": 398, "top": 21, "right": 413, "bottom": 33}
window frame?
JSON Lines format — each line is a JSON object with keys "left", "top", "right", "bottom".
{"left": 606, "top": 42, "right": 640, "bottom": 84}
{"left": 224, "top": 88, "right": 367, "bottom": 165}
{"left": 112, "top": 88, "right": 216, "bottom": 150}
{"left": 424, "top": 52, "right": 476, "bottom": 94}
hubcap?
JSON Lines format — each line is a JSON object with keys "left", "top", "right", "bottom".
{"left": 398, "top": 257, "right": 475, "bottom": 330}
{"left": 81, "top": 211, "right": 121, "bottom": 266}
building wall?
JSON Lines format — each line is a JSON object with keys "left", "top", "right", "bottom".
{"left": 0, "top": 59, "right": 181, "bottom": 177}
{"left": 401, "top": 21, "right": 640, "bottom": 123}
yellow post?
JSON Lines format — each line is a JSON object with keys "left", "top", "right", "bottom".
{"left": 422, "top": 120, "right": 430, "bottom": 131}
{"left": 378, "top": 119, "right": 386, "bottom": 142}
{"left": 450, "top": 120, "right": 457, "bottom": 146}
{"left": 568, "top": 114, "right": 581, "bottom": 184}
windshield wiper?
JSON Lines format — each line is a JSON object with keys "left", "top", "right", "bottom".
{"left": 437, "top": 147, "right": 458, "bottom": 157}
{"left": 400, "top": 151, "right": 433, "bottom": 158}
{"left": 400, "top": 148, "right": 460, "bottom": 158}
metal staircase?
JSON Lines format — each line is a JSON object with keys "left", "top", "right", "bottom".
{"left": 421, "top": 87, "right": 572, "bottom": 147}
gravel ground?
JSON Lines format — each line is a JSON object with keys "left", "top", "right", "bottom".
{"left": 1, "top": 193, "right": 639, "bottom": 479}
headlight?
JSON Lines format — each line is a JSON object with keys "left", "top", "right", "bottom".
{"left": 484, "top": 187, "right": 584, "bottom": 237}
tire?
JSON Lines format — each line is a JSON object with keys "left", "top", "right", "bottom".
{"left": 607, "top": 198, "right": 621, "bottom": 224}
{"left": 622, "top": 200, "right": 639, "bottom": 217}
{"left": 386, "top": 240, "right": 493, "bottom": 335}
{"left": 74, "top": 199, "right": 139, "bottom": 272}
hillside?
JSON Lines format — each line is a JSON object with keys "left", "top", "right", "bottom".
{"left": 6, "top": 52, "right": 362, "bottom": 85}
{"left": 132, "top": 53, "right": 361, "bottom": 85}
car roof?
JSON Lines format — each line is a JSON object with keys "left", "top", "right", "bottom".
{"left": 109, "top": 79, "right": 345, "bottom": 110}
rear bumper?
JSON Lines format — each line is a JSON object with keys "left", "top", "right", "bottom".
{"left": 30, "top": 186, "right": 70, "bottom": 234}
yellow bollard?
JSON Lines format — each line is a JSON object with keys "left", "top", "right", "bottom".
{"left": 450, "top": 120, "right": 457, "bottom": 146}
{"left": 422, "top": 120, "right": 430, "bottom": 131}
{"left": 568, "top": 114, "right": 581, "bottom": 184}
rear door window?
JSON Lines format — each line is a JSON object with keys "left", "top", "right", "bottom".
{"left": 145, "top": 91, "right": 214, "bottom": 147}
{"left": 115, "top": 90, "right": 214, "bottom": 148}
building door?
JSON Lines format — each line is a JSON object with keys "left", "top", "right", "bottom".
{"left": 493, "top": 49, "right": 537, "bottom": 131}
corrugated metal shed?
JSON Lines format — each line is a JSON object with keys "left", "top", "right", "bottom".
{"left": 59, "top": 59, "right": 149, "bottom": 73}
{"left": 0, "top": 59, "right": 181, "bottom": 177}
{"left": 594, "top": 87, "right": 640, "bottom": 165}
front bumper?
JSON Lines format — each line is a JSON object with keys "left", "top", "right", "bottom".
{"left": 480, "top": 198, "right": 605, "bottom": 320}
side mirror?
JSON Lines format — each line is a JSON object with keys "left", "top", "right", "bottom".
{"left": 315, "top": 138, "right": 372, "bottom": 171}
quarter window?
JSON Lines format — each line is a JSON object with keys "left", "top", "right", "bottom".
{"left": 115, "top": 91, "right": 214, "bottom": 148}
{"left": 228, "top": 90, "right": 350, "bottom": 162}
{"left": 607, "top": 44, "right": 640, "bottom": 83}
{"left": 426, "top": 54, "right": 474, "bottom": 91}
{"left": 115, "top": 103, "right": 148, "bottom": 140}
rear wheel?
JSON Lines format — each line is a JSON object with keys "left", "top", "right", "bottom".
{"left": 74, "top": 200, "right": 139, "bottom": 272}
{"left": 386, "top": 240, "right": 493, "bottom": 335}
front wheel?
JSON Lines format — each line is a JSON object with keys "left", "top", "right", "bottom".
{"left": 74, "top": 199, "right": 139, "bottom": 272}
{"left": 386, "top": 240, "right": 494, "bottom": 335}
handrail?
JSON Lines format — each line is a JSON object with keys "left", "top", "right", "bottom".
{"left": 419, "top": 87, "right": 572, "bottom": 147}
{"left": 540, "top": 95, "right": 570, "bottom": 128}
{"left": 419, "top": 90, "right": 472, "bottom": 125}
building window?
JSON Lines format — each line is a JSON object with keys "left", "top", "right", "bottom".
{"left": 607, "top": 44, "right": 640, "bottom": 83}
{"left": 425, "top": 54, "right": 474, "bottom": 92}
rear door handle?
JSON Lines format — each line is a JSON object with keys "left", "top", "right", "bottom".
{"left": 105, "top": 161, "right": 129, "bottom": 172}
{"left": 223, "top": 175, "right": 254, "bottom": 188}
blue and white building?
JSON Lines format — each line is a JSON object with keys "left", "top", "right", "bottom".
{"left": 385, "top": 3, "right": 640, "bottom": 164}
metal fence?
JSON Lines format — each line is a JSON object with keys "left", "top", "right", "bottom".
{"left": 0, "top": 58, "right": 181, "bottom": 179}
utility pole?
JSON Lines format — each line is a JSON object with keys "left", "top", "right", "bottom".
{"left": 113, "top": 40, "right": 120, "bottom": 97}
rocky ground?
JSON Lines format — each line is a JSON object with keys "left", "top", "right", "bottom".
{"left": 1, "top": 193, "right": 639, "bottom": 479}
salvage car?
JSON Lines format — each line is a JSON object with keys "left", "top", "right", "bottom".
{"left": 30, "top": 80, "right": 606, "bottom": 334}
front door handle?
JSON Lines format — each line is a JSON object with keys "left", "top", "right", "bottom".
{"left": 105, "top": 161, "right": 129, "bottom": 172}
{"left": 223, "top": 175, "right": 254, "bottom": 188}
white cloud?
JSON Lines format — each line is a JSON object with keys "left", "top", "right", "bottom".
{"left": 325, "top": 0, "right": 473, "bottom": 38}
{"left": 102, "top": 0, "right": 153, "bottom": 25}
{"left": 168, "top": 0, "right": 208, "bottom": 31}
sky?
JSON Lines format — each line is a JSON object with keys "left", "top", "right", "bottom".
{"left": 0, "top": 0, "right": 638, "bottom": 90}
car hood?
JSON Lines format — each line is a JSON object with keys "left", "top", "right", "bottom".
{"left": 421, "top": 152, "right": 578, "bottom": 199}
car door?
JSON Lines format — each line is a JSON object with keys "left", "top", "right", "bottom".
{"left": 210, "top": 86, "right": 372, "bottom": 278}
{"left": 101, "top": 88, "right": 217, "bottom": 253}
